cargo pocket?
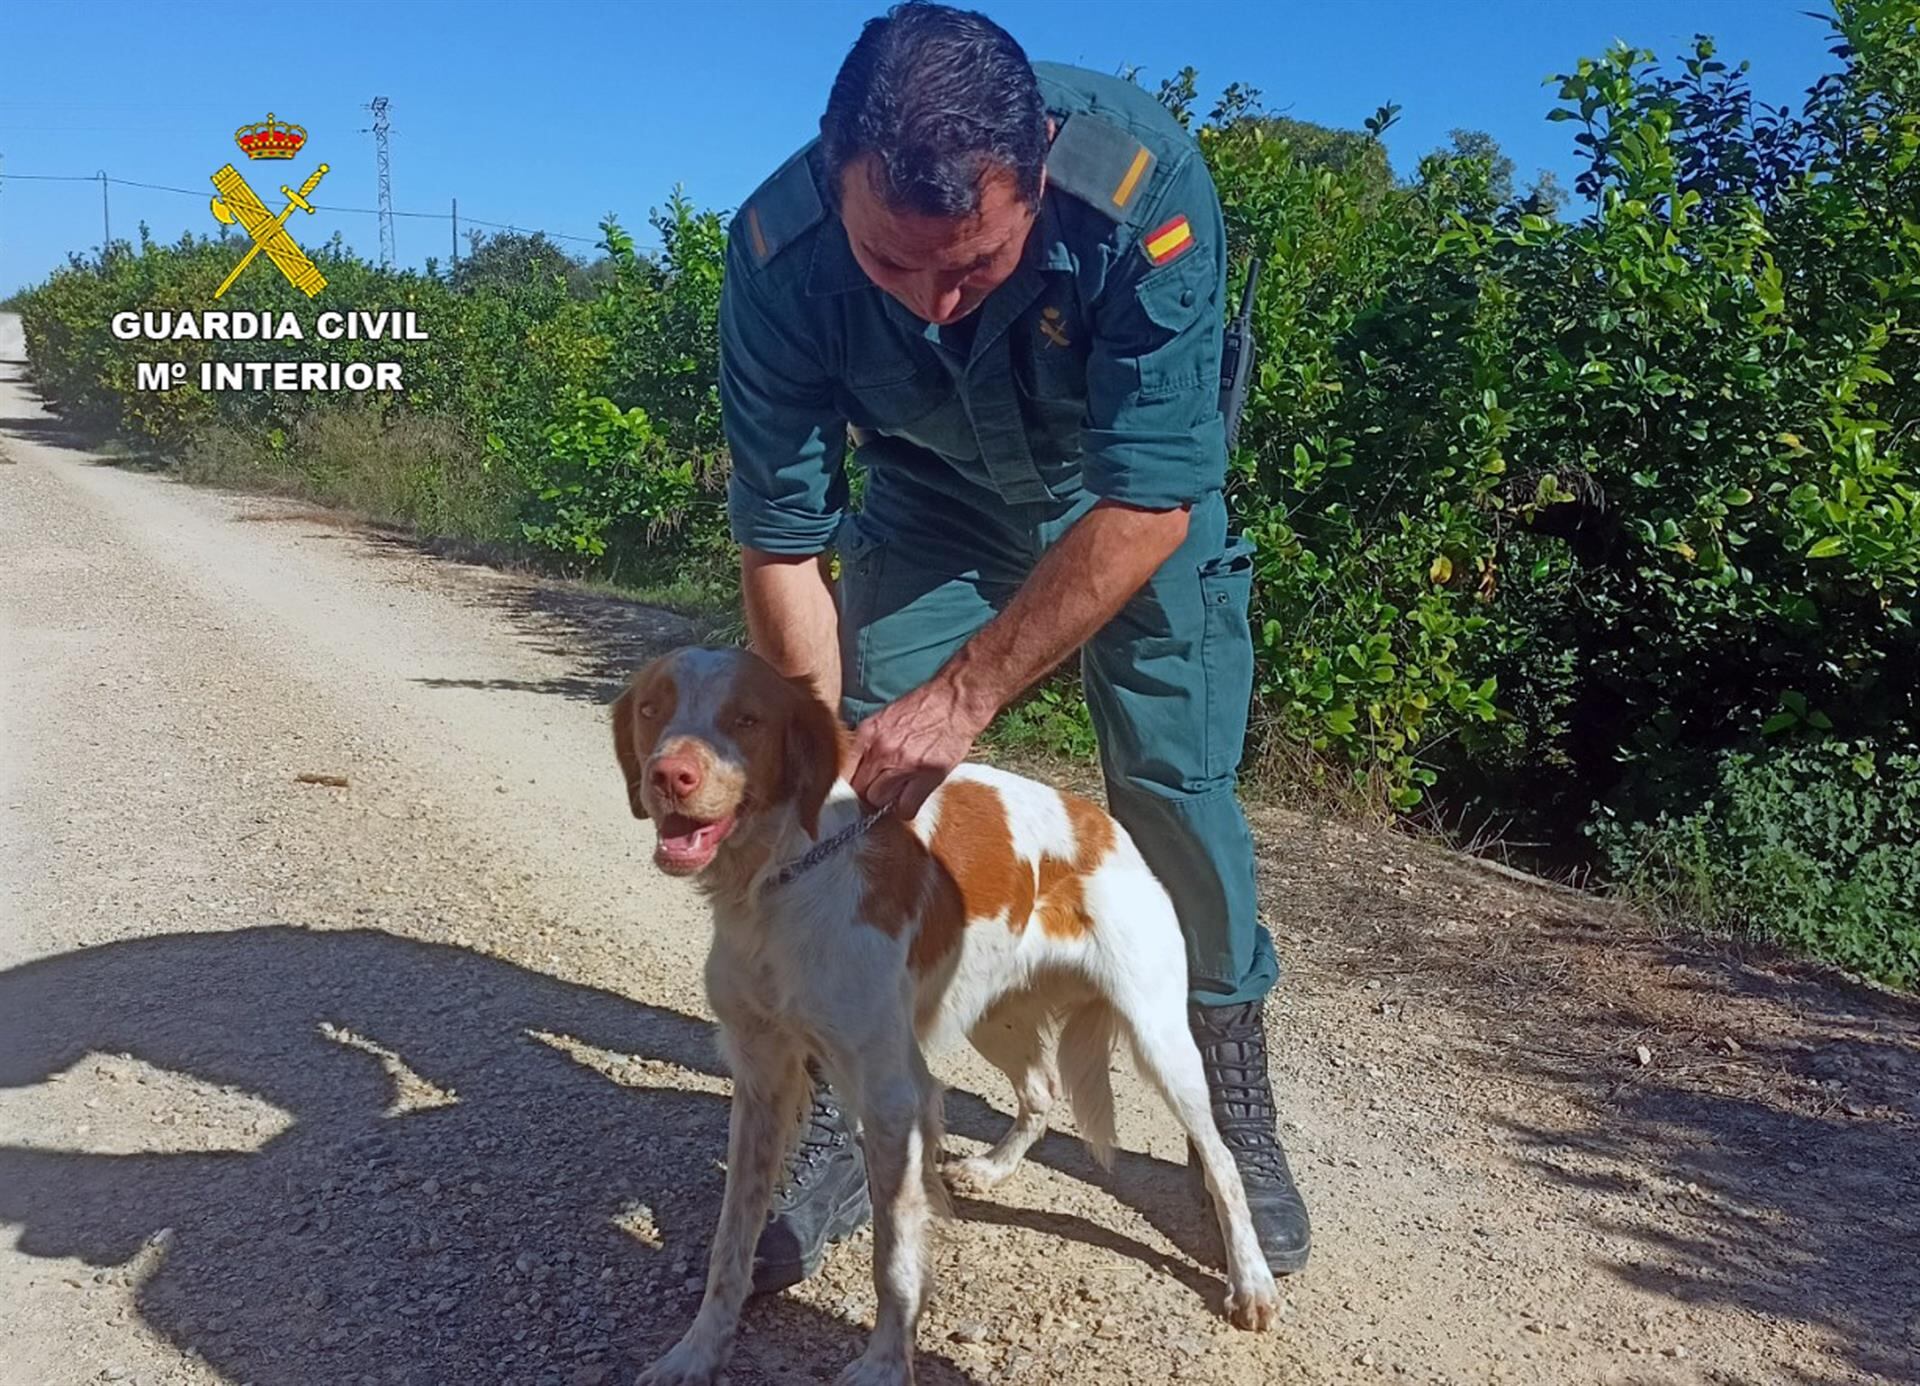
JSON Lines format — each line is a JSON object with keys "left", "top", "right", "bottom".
{"left": 1197, "top": 532, "right": 1257, "bottom": 781}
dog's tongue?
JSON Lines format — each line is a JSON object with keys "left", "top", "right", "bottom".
{"left": 659, "top": 813, "right": 728, "bottom": 855}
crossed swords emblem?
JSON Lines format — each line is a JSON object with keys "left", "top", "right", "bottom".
{"left": 209, "top": 161, "right": 330, "bottom": 299}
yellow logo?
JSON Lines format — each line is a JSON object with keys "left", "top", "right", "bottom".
{"left": 1039, "top": 304, "right": 1070, "bottom": 349}
{"left": 209, "top": 114, "right": 329, "bottom": 299}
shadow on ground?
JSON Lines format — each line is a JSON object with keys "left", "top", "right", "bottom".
{"left": 340, "top": 530, "right": 707, "bottom": 707}
{"left": 1292, "top": 841, "right": 1920, "bottom": 1386}
{"left": 0, "top": 926, "right": 981, "bottom": 1386}
{"left": 1500, "top": 937, "right": 1920, "bottom": 1386}
{"left": 0, "top": 411, "right": 128, "bottom": 455}
{"left": 0, "top": 926, "right": 1235, "bottom": 1386}
{"left": 409, "top": 580, "right": 702, "bottom": 706}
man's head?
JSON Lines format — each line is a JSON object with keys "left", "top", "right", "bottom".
{"left": 821, "top": 2, "right": 1048, "bottom": 326}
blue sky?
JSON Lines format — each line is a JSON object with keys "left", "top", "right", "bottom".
{"left": 0, "top": 0, "right": 1840, "bottom": 298}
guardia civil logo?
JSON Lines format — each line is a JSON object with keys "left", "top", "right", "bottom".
{"left": 119, "top": 109, "right": 425, "bottom": 394}
{"left": 208, "top": 114, "right": 330, "bottom": 300}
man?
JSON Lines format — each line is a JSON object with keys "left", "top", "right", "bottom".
{"left": 719, "top": 1, "right": 1310, "bottom": 1292}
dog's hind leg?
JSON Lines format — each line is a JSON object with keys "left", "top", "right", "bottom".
{"left": 1111, "top": 967, "right": 1279, "bottom": 1333}
{"left": 947, "top": 993, "right": 1058, "bottom": 1195}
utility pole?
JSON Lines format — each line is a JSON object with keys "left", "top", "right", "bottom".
{"left": 365, "top": 96, "right": 395, "bottom": 267}
{"left": 98, "top": 169, "right": 110, "bottom": 257}
{"left": 451, "top": 196, "right": 459, "bottom": 269}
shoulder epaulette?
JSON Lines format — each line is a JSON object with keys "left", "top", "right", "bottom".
{"left": 739, "top": 147, "right": 825, "bottom": 270}
{"left": 1045, "top": 112, "right": 1158, "bottom": 223}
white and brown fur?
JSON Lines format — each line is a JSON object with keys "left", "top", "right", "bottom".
{"left": 613, "top": 647, "right": 1278, "bottom": 1386}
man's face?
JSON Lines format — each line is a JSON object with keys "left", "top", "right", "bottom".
{"left": 838, "top": 156, "right": 1041, "bottom": 327}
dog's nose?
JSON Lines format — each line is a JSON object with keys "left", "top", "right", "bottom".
{"left": 650, "top": 754, "right": 701, "bottom": 800}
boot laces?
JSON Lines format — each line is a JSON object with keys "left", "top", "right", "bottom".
{"left": 776, "top": 1086, "right": 850, "bottom": 1196}
{"left": 1193, "top": 1011, "right": 1291, "bottom": 1182}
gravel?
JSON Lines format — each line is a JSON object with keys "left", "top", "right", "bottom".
{"left": 3, "top": 309, "right": 1917, "bottom": 1385}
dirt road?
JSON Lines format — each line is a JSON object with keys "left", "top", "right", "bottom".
{"left": 2, "top": 311, "right": 1916, "bottom": 1386}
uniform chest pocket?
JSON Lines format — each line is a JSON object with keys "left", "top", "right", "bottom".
{"left": 1015, "top": 313, "right": 1090, "bottom": 465}
{"left": 1019, "top": 330, "right": 1089, "bottom": 402}
{"left": 841, "top": 354, "right": 956, "bottom": 434}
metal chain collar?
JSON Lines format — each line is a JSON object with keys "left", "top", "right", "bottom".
{"left": 765, "top": 803, "right": 891, "bottom": 889}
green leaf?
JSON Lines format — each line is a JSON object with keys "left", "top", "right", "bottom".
{"left": 1805, "top": 535, "right": 1848, "bottom": 559}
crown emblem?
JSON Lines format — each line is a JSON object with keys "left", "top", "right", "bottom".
{"left": 234, "top": 113, "right": 307, "bottom": 160}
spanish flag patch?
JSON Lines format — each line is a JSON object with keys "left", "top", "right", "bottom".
{"left": 1142, "top": 214, "right": 1194, "bottom": 266}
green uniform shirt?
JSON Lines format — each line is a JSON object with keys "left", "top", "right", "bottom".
{"left": 721, "top": 61, "right": 1229, "bottom": 555}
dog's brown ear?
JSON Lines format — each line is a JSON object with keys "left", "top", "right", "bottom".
{"left": 782, "top": 678, "right": 845, "bottom": 840}
{"left": 610, "top": 682, "right": 648, "bottom": 819}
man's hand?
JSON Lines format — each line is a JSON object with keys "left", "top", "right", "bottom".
{"left": 849, "top": 675, "right": 994, "bottom": 818}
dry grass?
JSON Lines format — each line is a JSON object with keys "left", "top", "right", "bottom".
{"left": 182, "top": 410, "right": 521, "bottom": 546}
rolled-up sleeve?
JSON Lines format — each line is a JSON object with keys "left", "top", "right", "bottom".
{"left": 1081, "top": 152, "right": 1229, "bottom": 509}
{"left": 720, "top": 242, "right": 848, "bottom": 555}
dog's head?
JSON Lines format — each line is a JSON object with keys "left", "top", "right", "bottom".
{"left": 611, "top": 647, "right": 844, "bottom": 877}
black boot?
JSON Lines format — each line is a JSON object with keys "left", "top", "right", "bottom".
{"left": 750, "top": 1075, "right": 872, "bottom": 1295}
{"left": 1187, "top": 999, "right": 1312, "bottom": 1274}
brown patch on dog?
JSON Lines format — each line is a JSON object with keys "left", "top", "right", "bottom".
{"left": 1029, "top": 792, "right": 1114, "bottom": 940}
{"left": 863, "top": 780, "right": 1123, "bottom": 966}
{"left": 859, "top": 817, "right": 925, "bottom": 937}
{"left": 931, "top": 779, "right": 1028, "bottom": 925}
{"left": 611, "top": 656, "right": 680, "bottom": 819}
{"left": 857, "top": 818, "right": 969, "bottom": 973}
{"left": 1036, "top": 874, "right": 1093, "bottom": 939}
{"left": 1063, "top": 792, "right": 1115, "bottom": 868}
{"left": 860, "top": 779, "right": 1026, "bottom": 972}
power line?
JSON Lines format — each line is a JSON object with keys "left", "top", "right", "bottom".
{"left": 0, "top": 169, "right": 612, "bottom": 248}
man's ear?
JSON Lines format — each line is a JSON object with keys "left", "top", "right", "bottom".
{"left": 782, "top": 678, "right": 845, "bottom": 840}
{"left": 610, "top": 683, "right": 648, "bottom": 820}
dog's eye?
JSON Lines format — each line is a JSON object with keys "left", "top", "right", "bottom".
{"left": 637, "top": 703, "right": 659, "bottom": 720}
{"left": 733, "top": 713, "right": 760, "bottom": 732}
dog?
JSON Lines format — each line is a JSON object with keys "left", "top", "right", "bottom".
{"left": 613, "top": 646, "right": 1278, "bottom": 1386}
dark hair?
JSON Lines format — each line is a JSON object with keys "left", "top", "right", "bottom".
{"left": 820, "top": 2, "right": 1048, "bottom": 216}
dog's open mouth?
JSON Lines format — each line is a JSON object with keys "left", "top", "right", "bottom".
{"left": 655, "top": 811, "right": 737, "bottom": 874}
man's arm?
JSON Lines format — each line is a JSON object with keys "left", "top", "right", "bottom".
{"left": 742, "top": 548, "right": 841, "bottom": 710}
{"left": 849, "top": 499, "right": 1187, "bottom": 814}
{"left": 718, "top": 207, "right": 851, "bottom": 707}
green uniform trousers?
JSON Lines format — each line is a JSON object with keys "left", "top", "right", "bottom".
{"left": 835, "top": 461, "right": 1278, "bottom": 1007}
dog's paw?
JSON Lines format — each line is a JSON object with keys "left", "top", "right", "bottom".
{"left": 940, "top": 1154, "right": 1008, "bottom": 1198}
{"left": 1225, "top": 1266, "right": 1281, "bottom": 1333}
{"left": 637, "top": 1332, "right": 729, "bottom": 1386}
{"left": 834, "top": 1352, "right": 913, "bottom": 1386}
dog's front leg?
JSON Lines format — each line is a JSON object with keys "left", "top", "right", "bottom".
{"left": 835, "top": 1047, "right": 942, "bottom": 1386}
{"left": 640, "top": 1029, "right": 805, "bottom": 1386}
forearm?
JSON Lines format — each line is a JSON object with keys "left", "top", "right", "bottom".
{"left": 942, "top": 500, "right": 1190, "bottom": 727}
{"left": 741, "top": 548, "right": 842, "bottom": 709}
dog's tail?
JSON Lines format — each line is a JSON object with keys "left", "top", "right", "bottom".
{"left": 1057, "top": 999, "right": 1119, "bottom": 1168}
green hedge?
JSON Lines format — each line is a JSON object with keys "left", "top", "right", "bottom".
{"left": 15, "top": 1, "right": 1919, "bottom": 985}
